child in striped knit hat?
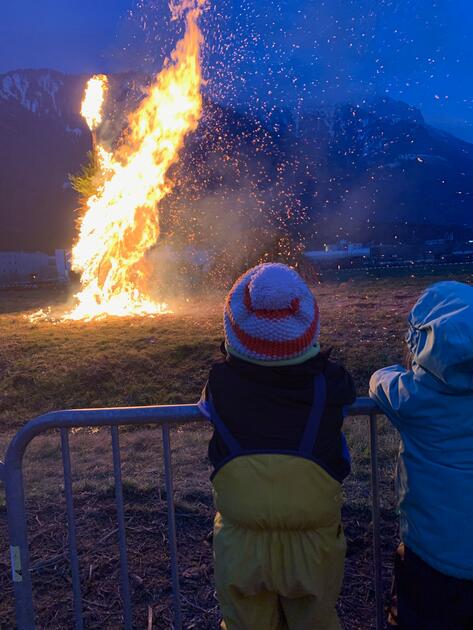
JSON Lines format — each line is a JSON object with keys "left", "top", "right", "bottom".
{"left": 199, "top": 263, "right": 356, "bottom": 630}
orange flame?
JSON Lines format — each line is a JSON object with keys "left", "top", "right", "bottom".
{"left": 80, "top": 75, "right": 108, "bottom": 130}
{"left": 65, "top": 1, "right": 204, "bottom": 321}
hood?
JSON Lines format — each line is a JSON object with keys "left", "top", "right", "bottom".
{"left": 406, "top": 281, "right": 473, "bottom": 392}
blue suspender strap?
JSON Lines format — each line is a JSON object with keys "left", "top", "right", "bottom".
{"left": 207, "top": 391, "right": 242, "bottom": 455}
{"left": 299, "top": 373, "right": 327, "bottom": 457}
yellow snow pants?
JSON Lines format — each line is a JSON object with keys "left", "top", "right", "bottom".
{"left": 212, "top": 454, "right": 346, "bottom": 630}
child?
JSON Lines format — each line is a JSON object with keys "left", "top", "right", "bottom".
{"left": 199, "top": 263, "right": 355, "bottom": 630}
{"left": 369, "top": 281, "right": 473, "bottom": 630}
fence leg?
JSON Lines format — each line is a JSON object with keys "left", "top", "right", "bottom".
{"left": 369, "top": 412, "right": 384, "bottom": 630}
{"left": 4, "top": 460, "right": 35, "bottom": 628}
{"left": 111, "top": 426, "right": 133, "bottom": 629}
{"left": 162, "top": 424, "right": 182, "bottom": 630}
{"left": 61, "top": 429, "right": 84, "bottom": 630}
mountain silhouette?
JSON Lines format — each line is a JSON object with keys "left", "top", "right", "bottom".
{"left": 1, "top": 69, "right": 472, "bottom": 253}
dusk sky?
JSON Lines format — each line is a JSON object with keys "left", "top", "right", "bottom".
{"left": 1, "top": 0, "right": 472, "bottom": 141}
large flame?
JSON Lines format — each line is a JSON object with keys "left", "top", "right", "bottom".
{"left": 65, "top": 1, "right": 204, "bottom": 321}
{"left": 81, "top": 75, "right": 108, "bottom": 130}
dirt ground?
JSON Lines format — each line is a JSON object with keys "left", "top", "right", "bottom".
{"left": 0, "top": 271, "right": 471, "bottom": 628}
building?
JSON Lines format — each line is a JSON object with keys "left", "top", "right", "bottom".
{"left": 305, "top": 234, "right": 473, "bottom": 271}
{"left": 305, "top": 241, "right": 371, "bottom": 267}
{"left": 0, "top": 250, "right": 70, "bottom": 287}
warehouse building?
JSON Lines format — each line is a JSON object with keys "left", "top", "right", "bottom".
{"left": 0, "top": 250, "right": 70, "bottom": 287}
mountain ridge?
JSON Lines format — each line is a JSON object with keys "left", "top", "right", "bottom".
{"left": 1, "top": 68, "right": 472, "bottom": 253}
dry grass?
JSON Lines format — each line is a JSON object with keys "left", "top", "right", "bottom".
{"left": 0, "top": 274, "right": 446, "bottom": 433}
{"left": 0, "top": 291, "right": 223, "bottom": 431}
{"left": 0, "top": 270, "right": 472, "bottom": 628}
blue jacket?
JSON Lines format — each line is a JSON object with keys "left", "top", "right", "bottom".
{"left": 369, "top": 281, "right": 473, "bottom": 579}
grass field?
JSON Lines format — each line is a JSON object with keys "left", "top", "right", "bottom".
{"left": 1, "top": 270, "right": 472, "bottom": 628}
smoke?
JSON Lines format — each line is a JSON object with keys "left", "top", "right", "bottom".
{"left": 153, "top": 100, "right": 312, "bottom": 292}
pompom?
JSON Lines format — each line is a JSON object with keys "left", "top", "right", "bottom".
{"left": 248, "top": 263, "right": 303, "bottom": 310}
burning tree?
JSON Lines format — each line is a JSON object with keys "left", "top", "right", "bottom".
{"left": 65, "top": 0, "right": 205, "bottom": 321}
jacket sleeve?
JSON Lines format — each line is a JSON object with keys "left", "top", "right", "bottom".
{"left": 369, "top": 365, "right": 407, "bottom": 430}
{"left": 326, "top": 360, "right": 357, "bottom": 406}
{"left": 199, "top": 360, "right": 227, "bottom": 421}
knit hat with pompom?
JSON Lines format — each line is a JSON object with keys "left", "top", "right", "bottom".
{"left": 224, "top": 263, "right": 320, "bottom": 365}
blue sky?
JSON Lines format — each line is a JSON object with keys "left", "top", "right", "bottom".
{"left": 1, "top": 0, "right": 472, "bottom": 141}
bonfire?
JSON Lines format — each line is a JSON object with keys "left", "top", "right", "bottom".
{"left": 65, "top": 0, "right": 205, "bottom": 321}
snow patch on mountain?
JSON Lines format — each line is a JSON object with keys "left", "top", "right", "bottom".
{"left": 0, "top": 71, "right": 64, "bottom": 116}
{"left": 38, "top": 73, "right": 62, "bottom": 114}
{"left": 66, "top": 125, "right": 82, "bottom": 137}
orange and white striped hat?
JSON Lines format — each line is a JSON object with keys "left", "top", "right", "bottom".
{"left": 224, "top": 263, "right": 320, "bottom": 363}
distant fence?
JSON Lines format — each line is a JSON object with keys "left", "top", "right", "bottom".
{"left": 0, "top": 400, "right": 384, "bottom": 630}
{"left": 315, "top": 260, "right": 473, "bottom": 282}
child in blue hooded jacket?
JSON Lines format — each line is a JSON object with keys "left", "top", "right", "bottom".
{"left": 369, "top": 281, "right": 473, "bottom": 630}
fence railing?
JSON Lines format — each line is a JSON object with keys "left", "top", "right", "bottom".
{"left": 0, "top": 399, "right": 384, "bottom": 629}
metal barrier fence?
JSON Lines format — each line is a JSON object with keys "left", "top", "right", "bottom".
{"left": 0, "top": 399, "right": 384, "bottom": 629}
